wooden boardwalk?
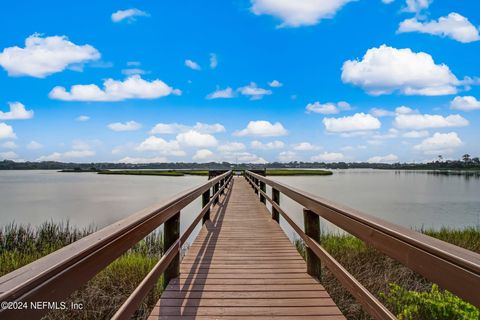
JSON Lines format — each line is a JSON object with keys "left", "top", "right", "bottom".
{"left": 148, "top": 176, "right": 344, "bottom": 319}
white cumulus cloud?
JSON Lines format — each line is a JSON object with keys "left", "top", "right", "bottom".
{"left": 402, "top": 130, "right": 429, "bottom": 138}
{"left": 111, "top": 8, "right": 149, "bottom": 23}
{"left": 209, "top": 53, "right": 218, "bottom": 69}
{"left": 49, "top": 75, "right": 181, "bottom": 101}
{"left": 27, "top": 141, "right": 43, "bottom": 149}
{"left": 150, "top": 122, "right": 225, "bottom": 134}
{"left": 293, "top": 142, "right": 317, "bottom": 151}
{"left": 323, "top": 113, "right": 381, "bottom": 133}
{"left": 268, "top": 80, "right": 283, "bottom": 87}
{"left": 1, "top": 141, "right": 17, "bottom": 149}
{"left": 0, "top": 151, "right": 18, "bottom": 160}
{"left": 193, "top": 149, "right": 214, "bottom": 161}
{"left": 278, "top": 151, "right": 297, "bottom": 162}
{"left": 0, "top": 123, "right": 16, "bottom": 140}
{"left": 251, "top": 0, "right": 353, "bottom": 27}
{"left": 306, "top": 101, "right": 350, "bottom": 114}
{"left": 176, "top": 130, "right": 218, "bottom": 148}
{"left": 404, "top": 0, "right": 433, "bottom": 13}
{"left": 117, "top": 156, "right": 168, "bottom": 164}
{"left": 218, "top": 142, "right": 246, "bottom": 152}
{"left": 76, "top": 115, "right": 90, "bottom": 121}
{"left": 185, "top": 59, "right": 201, "bottom": 71}
{"left": 341, "top": 45, "right": 461, "bottom": 96}
{"left": 37, "top": 150, "right": 95, "bottom": 161}
{"left": 206, "top": 87, "right": 235, "bottom": 99}
{"left": 0, "top": 34, "right": 100, "bottom": 78}
{"left": 234, "top": 120, "right": 287, "bottom": 137}
{"left": 398, "top": 13, "right": 480, "bottom": 43}
{"left": 450, "top": 96, "right": 480, "bottom": 111}
{"left": 238, "top": 82, "right": 272, "bottom": 100}
{"left": 414, "top": 132, "right": 463, "bottom": 154}
{"left": 311, "top": 152, "right": 345, "bottom": 162}
{"left": 136, "top": 136, "right": 184, "bottom": 154}
{"left": 394, "top": 114, "right": 469, "bottom": 129}
{"left": 367, "top": 154, "right": 399, "bottom": 163}
{"left": 108, "top": 121, "right": 142, "bottom": 132}
{"left": 0, "top": 102, "right": 33, "bottom": 120}
{"left": 251, "top": 140, "right": 285, "bottom": 150}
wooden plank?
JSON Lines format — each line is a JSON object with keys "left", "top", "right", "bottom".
{"left": 157, "top": 298, "right": 336, "bottom": 307}
{"left": 150, "top": 177, "right": 345, "bottom": 319}
{"left": 150, "top": 306, "right": 343, "bottom": 316}
{"left": 159, "top": 291, "right": 331, "bottom": 299}
{"left": 149, "top": 316, "right": 344, "bottom": 320}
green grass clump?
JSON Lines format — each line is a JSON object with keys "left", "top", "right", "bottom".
{"left": 266, "top": 169, "right": 333, "bottom": 176}
{"left": 181, "top": 170, "right": 209, "bottom": 176}
{"left": 1, "top": 222, "right": 164, "bottom": 320}
{"left": 294, "top": 228, "right": 480, "bottom": 319}
{"left": 0, "top": 221, "right": 94, "bottom": 276}
{"left": 381, "top": 283, "right": 479, "bottom": 320}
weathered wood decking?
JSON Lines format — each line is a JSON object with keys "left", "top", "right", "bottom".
{"left": 148, "top": 176, "right": 344, "bottom": 319}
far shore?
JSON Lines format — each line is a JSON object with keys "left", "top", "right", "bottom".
{"left": 93, "top": 169, "right": 334, "bottom": 176}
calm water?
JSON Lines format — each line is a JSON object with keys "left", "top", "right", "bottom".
{"left": 0, "top": 170, "right": 206, "bottom": 242}
{"left": 1, "top": 170, "right": 479, "bottom": 244}
{"left": 271, "top": 169, "right": 480, "bottom": 238}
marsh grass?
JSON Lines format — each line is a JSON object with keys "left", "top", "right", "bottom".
{"left": 2, "top": 222, "right": 479, "bottom": 319}
{"left": 294, "top": 227, "right": 480, "bottom": 319}
{"left": 0, "top": 222, "right": 165, "bottom": 320}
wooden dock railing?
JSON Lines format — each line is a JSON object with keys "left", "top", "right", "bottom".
{"left": 0, "top": 170, "right": 233, "bottom": 320}
{"left": 244, "top": 170, "right": 480, "bottom": 319}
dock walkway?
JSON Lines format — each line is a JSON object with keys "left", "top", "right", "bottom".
{"left": 149, "top": 176, "right": 344, "bottom": 319}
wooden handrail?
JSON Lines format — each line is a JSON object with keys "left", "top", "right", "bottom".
{"left": 111, "top": 174, "right": 232, "bottom": 320}
{"left": 0, "top": 171, "right": 233, "bottom": 320}
{"left": 245, "top": 170, "right": 480, "bottom": 315}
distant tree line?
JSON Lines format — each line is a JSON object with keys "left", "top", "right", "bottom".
{"left": 1, "top": 154, "right": 479, "bottom": 170}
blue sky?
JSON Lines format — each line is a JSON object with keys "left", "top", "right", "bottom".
{"left": 0, "top": 0, "right": 479, "bottom": 163}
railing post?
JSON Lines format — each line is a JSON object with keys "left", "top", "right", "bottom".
{"left": 260, "top": 181, "right": 266, "bottom": 204}
{"left": 214, "top": 182, "right": 220, "bottom": 204}
{"left": 304, "top": 209, "right": 321, "bottom": 281}
{"left": 220, "top": 178, "right": 225, "bottom": 195}
{"left": 254, "top": 178, "right": 259, "bottom": 194}
{"left": 202, "top": 188, "right": 210, "bottom": 224}
{"left": 163, "top": 211, "right": 180, "bottom": 289}
{"left": 272, "top": 188, "right": 280, "bottom": 223}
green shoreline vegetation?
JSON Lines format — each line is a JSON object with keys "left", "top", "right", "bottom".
{"left": 266, "top": 169, "right": 333, "bottom": 176}
{"left": 1, "top": 222, "right": 479, "bottom": 319}
{"left": 91, "top": 169, "right": 334, "bottom": 176}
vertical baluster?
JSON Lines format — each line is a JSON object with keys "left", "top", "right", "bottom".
{"left": 202, "top": 188, "right": 210, "bottom": 224}
{"left": 163, "top": 211, "right": 180, "bottom": 288}
{"left": 214, "top": 182, "right": 220, "bottom": 204}
{"left": 272, "top": 188, "right": 280, "bottom": 223}
{"left": 304, "top": 209, "right": 321, "bottom": 281}
{"left": 260, "top": 181, "right": 266, "bottom": 204}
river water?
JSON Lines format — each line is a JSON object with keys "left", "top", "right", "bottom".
{"left": 1, "top": 170, "right": 479, "bottom": 243}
